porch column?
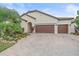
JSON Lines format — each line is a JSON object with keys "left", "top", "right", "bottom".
{"left": 33, "top": 24, "right": 36, "bottom": 33}
{"left": 54, "top": 24, "right": 58, "bottom": 34}
{"left": 68, "top": 24, "right": 71, "bottom": 34}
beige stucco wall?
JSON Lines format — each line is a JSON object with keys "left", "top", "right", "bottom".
{"left": 70, "top": 23, "right": 75, "bottom": 33}
{"left": 28, "top": 12, "right": 58, "bottom": 24}
{"left": 21, "top": 20, "right": 33, "bottom": 33}
{"left": 58, "top": 20, "right": 72, "bottom": 24}
{"left": 21, "top": 11, "right": 75, "bottom": 34}
{"left": 58, "top": 19, "right": 75, "bottom": 33}
{"left": 21, "top": 15, "right": 35, "bottom": 26}
{"left": 21, "top": 20, "right": 28, "bottom": 33}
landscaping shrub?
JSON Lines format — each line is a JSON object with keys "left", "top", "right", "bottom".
{"left": 75, "top": 10, "right": 79, "bottom": 33}
{"left": 0, "top": 7, "right": 28, "bottom": 41}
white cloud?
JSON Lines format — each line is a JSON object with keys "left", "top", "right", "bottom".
{"left": 65, "top": 4, "right": 79, "bottom": 16}
{"left": 1, "top": 4, "right": 31, "bottom": 15}
{"left": 40, "top": 8, "right": 66, "bottom": 17}
{"left": 42, "top": 8, "right": 53, "bottom": 14}
{"left": 39, "top": 8, "right": 56, "bottom": 16}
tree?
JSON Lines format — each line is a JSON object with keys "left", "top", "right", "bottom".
{"left": 0, "top": 7, "right": 21, "bottom": 23}
{"left": 0, "top": 7, "right": 23, "bottom": 41}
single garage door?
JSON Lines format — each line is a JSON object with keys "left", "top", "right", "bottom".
{"left": 35, "top": 25, "right": 54, "bottom": 33}
{"left": 58, "top": 24, "right": 68, "bottom": 33}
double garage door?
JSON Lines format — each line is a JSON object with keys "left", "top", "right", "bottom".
{"left": 35, "top": 24, "right": 68, "bottom": 33}
{"left": 35, "top": 25, "right": 54, "bottom": 33}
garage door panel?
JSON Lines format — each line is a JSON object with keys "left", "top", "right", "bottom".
{"left": 35, "top": 25, "right": 54, "bottom": 33}
{"left": 58, "top": 24, "right": 68, "bottom": 33}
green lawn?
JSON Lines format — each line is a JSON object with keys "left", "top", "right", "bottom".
{"left": 0, "top": 42, "right": 14, "bottom": 52}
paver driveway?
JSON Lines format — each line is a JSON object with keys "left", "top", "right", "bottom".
{"left": 0, "top": 33, "right": 79, "bottom": 56}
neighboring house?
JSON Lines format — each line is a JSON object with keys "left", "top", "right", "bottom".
{"left": 21, "top": 10, "right": 75, "bottom": 34}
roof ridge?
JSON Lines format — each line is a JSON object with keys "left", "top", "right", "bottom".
{"left": 27, "top": 10, "right": 59, "bottom": 20}
{"left": 21, "top": 10, "right": 74, "bottom": 20}
{"left": 21, "top": 10, "right": 59, "bottom": 20}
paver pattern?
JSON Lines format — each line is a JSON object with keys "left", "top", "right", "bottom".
{"left": 0, "top": 33, "right": 79, "bottom": 56}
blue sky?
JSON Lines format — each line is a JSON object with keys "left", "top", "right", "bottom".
{"left": 0, "top": 3, "right": 79, "bottom": 16}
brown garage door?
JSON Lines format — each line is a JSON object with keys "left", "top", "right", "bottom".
{"left": 58, "top": 24, "right": 68, "bottom": 33}
{"left": 35, "top": 25, "right": 54, "bottom": 33}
